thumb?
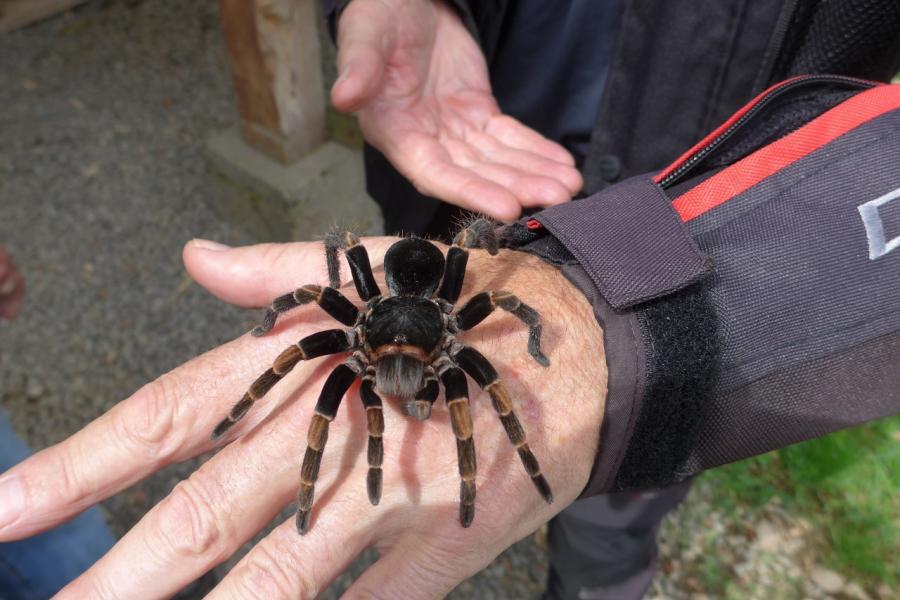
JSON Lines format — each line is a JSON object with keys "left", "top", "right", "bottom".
{"left": 331, "top": 3, "right": 393, "bottom": 112}
{"left": 182, "top": 238, "right": 396, "bottom": 308}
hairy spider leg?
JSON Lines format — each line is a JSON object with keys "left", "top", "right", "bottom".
{"left": 455, "top": 291, "right": 550, "bottom": 367}
{"left": 409, "top": 370, "right": 439, "bottom": 421}
{"left": 297, "top": 362, "right": 358, "bottom": 535}
{"left": 440, "top": 366, "right": 477, "bottom": 527}
{"left": 252, "top": 284, "right": 358, "bottom": 337}
{"left": 211, "top": 329, "right": 353, "bottom": 440}
{"left": 452, "top": 346, "right": 553, "bottom": 504}
{"left": 360, "top": 377, "right": 385, "bottom": 505}
{"left": 437, "top": 218, "right": 499, "bottom": 303}
{"left": 325, "top": 230, "right": 382, "bottom": 300}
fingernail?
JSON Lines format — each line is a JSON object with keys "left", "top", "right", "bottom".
{"left": 0, "top": 475, "right": 25, "bottom": 531}
{"left": 0, "top": 278, "right": 16, "bottom": 296}
{"left": 191, "top": 239, "right": 230, "bottom": 252}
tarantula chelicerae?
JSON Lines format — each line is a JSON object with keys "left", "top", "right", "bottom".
{"left": 211, "top": 219, "right": 553, "bottom": 534}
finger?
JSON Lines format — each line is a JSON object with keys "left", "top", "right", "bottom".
{"left": 55, "top": 367, "right": 338, "bottom": 600}
{"left": 442, "top": 138, "right": 571, "bottom": 208}
{"left": 331, "top": 2, "right": 393, "bottom": 113}
{"left": 342, "top": 536, "right": 474, "bottom": 599}
{"left": 469, "top": 162, "right": 571, "bottom": 209}
{"left": 466, "top": 130, "right": 583, "bottom": 195}
{"left": 0, "top": 317, "right": 324, "bottom": 541}
{"left": 486, "top": 114, "right": 578, "bottom": 168}
{"left": 207, "top": 487, "right": 377, "bottom": 600}
{"left": 384, "top": 133, "right": 522, "bottom": 221}
{"left": 182, "top": 238, "right": 396, "bottom": 309}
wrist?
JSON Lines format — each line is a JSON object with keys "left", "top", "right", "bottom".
{"left": 463, "top": 248, "right": 607, "bottom": 492}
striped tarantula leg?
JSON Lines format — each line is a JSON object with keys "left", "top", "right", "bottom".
{"left": 325, "top": 230, "right": 382, "bottom": 300}
{"left": 453, "top": 346, "right": 553, "bottom": 504}
{"left": 360, "top": 378, "right": 385, "bottom": 505}
{"left": 440, "top": 366, "right": 477, "bottom": 527}
{"left": 297, "top": 362, "right": 358, "bottom": 535}
{"left": 408, "top": 372, "right": 439, "bottom": 421}
{"left": 252, "top": 284, "right": 359, "bottom": 336}
{"left": 437, "top": 218, "right": 499, "bottom": 304}
{"left": 211, "top": 329, "right": 353, "bottom": 440}
{"left": 455, "top": 291, "right": 549, "bottom": 366}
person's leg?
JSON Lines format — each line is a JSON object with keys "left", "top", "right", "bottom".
{"left": 544, "top": 480, "right": 692, "bottom": 600}
{"left": 0, "top": 408, "right": 116, "bottom": 600}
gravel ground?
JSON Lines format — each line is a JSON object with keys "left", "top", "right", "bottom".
{"left": 0, "top": 2, "right": 886, "bottom": 599}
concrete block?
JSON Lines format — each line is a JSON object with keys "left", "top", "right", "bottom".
{"left": 205, "top": 128, "right": 383, "bottom": 242}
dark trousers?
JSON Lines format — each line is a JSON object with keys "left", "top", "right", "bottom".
{"left": 544, "top": 480, "right": 693, "bottom": 600}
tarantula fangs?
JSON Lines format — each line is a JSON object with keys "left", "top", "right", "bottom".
{"left": 211, "top": 219, "right": 553, "bottom": 534}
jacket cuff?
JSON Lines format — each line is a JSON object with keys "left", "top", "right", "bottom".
{"left": 504, "top": 175, "right": 719, "bottom": 495}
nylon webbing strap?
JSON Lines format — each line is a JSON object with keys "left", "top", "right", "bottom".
{"left": 536, "top": 176, "right": 711, "bottom": 309}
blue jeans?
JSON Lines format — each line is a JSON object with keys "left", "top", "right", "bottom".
{"left": 0, "top": 409, "right": 116, "bottom": 600}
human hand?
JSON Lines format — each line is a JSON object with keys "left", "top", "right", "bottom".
{"left": 332, "top": 0, "right": 583, "bottom": 222}
{"left": 0, "top": 245, "right": 25, "bottom": 320}
{"left": 0, "top": 237, "right": 605, "bottom": 598}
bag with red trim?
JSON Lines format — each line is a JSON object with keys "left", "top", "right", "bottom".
{"left": 504, "top": 76, "right": 900, "bottom": 495}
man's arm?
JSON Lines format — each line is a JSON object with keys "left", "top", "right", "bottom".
{"left": 515, "top": 81, "right": 900, "bottom": 496}
{"left": 323, "top": 0, "right": 583, "bottom": 222}
{"left": 0, "top": 238, "right": 606, "bottom": 599}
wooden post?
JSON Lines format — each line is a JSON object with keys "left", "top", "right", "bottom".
{"left": 218, "top": 0, "right": 326, "bottom": 164}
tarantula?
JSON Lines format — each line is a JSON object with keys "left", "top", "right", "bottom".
{"left": 211, "top": 219, "right": 553, "bottom": 534}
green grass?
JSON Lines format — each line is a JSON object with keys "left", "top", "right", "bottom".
{"left": 702, "top": 416, "right": 900, "bottom": 585}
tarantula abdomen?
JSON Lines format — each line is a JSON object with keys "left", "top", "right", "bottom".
{"left": 374, "top": 354, "right": 424, "bottom": 401}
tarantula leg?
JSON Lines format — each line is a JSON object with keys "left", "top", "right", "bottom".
{"left": 455, "top": 291, "right": 549, "bottom": 366}
{"left": 360, "top": 378, "right": 385, "bottom": 505}
{"left": 405, "top": 371, "right": 438, "bottom": 421}
{"left": 297, "top": 362, "right": 357, "bottom": 535}
{"left": 252, "top": 284, "right": 358, "bottom": 336}
{"left": 440, "top": 366, "right": 477, "bottom": 527}
{"left": 453, "top": 346, "right": 553, "bottom": 504}
{"left": 437, "top": 218, "right": 499, "bottom": 303}
{"left": 211, "top": 329, "right": 353, "bottom": 440}
{"left": 325, "top": 230, "right": 382, "bottom": 301}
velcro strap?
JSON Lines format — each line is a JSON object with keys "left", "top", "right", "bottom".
{"left": 535, "top": 176, "right": 711, "bottom": 308}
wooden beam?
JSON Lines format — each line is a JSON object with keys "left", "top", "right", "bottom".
{"left": 218, "top": 0, "right": 326, "bottom": 164}
{"left": 0, "top": 0, "right": 88, "bottom": 33}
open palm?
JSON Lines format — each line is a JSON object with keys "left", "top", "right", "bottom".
{"left": 332, "top": 0, "right": 583, "bottom": 221}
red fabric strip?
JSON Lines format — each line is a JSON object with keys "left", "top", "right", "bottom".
{"left": 673, "top": 84, "right": 898, "bottom": 221}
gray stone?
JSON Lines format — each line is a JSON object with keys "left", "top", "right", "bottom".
{"left": 810, "top": 566, "right": 845, "bottom": 594}
{"left": 25, "top": 377, "right": 44, "bottom": 399}
{"left": 756, "top": 520, "right": 781, "bottom": 552}
{"left": 205, "top": 129, "right": 383, "bottom": 243}
{"left": 844, "top": 582, "right": 872, "bottom": 600}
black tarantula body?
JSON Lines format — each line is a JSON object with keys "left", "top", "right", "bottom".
{"left": 211, "top": 219, "right": 553, "bottom": 534}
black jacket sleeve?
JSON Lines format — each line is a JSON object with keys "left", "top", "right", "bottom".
{"left": 508, "top": 79, "right": 900, "bottom": 495}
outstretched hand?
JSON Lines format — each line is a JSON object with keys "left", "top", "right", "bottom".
{"left": 0, "top": 238, "right": 605, "bottom": 598}
{"left": 332, "top": 0, "right": 583, "bottom": 222}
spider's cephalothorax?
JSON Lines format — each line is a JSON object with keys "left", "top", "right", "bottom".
{"left": 368, "top": 238, "right": 445, "bottom": 405}
{"left": 211, "top": 220, "right": 553, "bottom": 534}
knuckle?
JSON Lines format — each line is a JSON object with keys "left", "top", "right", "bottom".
{"left": 236, "top": 542, "right": 317, "bottom": 600}
{"left": 113, "top": 375, "right": 184, "bottom": 461}
{"left": 153, "top": 477, "right": 227, "bottom": 562}
{"left": 52, "top": 446, "right": 89, "bottom": 503}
